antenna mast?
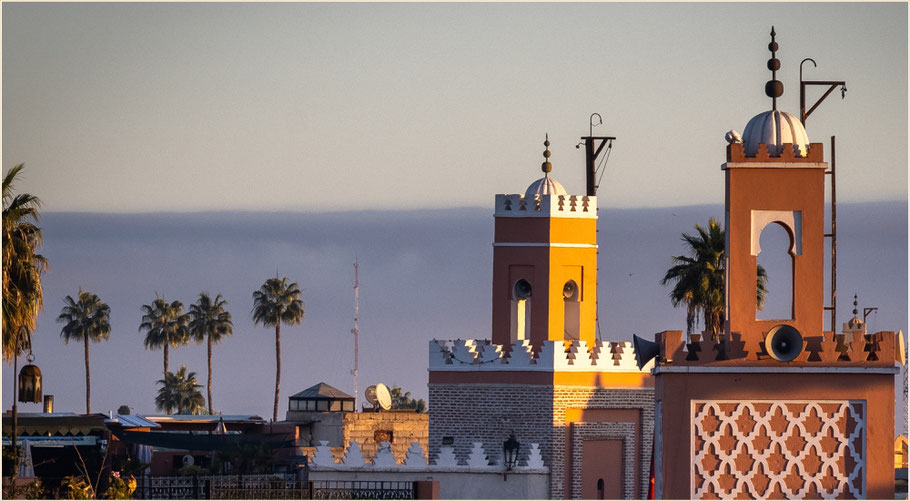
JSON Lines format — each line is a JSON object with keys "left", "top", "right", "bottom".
{"left": 352, "top": 260, "right": 360, "bottom": 409}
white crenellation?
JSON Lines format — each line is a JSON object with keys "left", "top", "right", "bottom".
{"left": 466, "top": 442, "right": 490, "bottom": 468}
{"left": 451, "top": 339, "right": 478, "bottom": 364}
{"left": 525, "top": 444, "right": 545, "bottom": 469}
{"left": 589, "top": 340, "right": 609, "bottom": 366}
{"left": 308, "top": 442, "right": 546, "bottom": 473}
{"left": 313, "top": 441, "right": 336, "bottom": 466}
{"left": 477, "top": 341, "right": 503, "bottom": 363}
{"left": 403, "top": 442, "right": 427, "bottom": 467}
{"left": 429, "top": 339, "right": 652, "bottom": 373}
{"left": 372, "top": 442, "right": 398, "bottom": 467}
{"left": 495, "top": 194, "right": 598, "bottom": 219}
{"left": 434, "top": 446, "right": 460, "bottom": 467}
{"left": 341, "top": 441, "right": 366, "bottom": 466}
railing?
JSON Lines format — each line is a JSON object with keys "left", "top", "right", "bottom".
{"left": 140, "top": 476, "right": 416, "bottom": 499}
{"left": 311, "top": 481, "right": 415, "bottom": 500}
{"left": 141, "top": 474, "right": 306, "bottom": 500}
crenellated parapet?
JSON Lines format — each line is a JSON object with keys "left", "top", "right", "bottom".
{"left": 652, "top": 329, "right": 905, "bottom": 367}
{"left": 429, "top": 339, "right": 654, "bottom": 372}
{"left": 494, "top": 194, "right": 597, "bottom": 219}
{"left": 306, "top": 440, "right": 548, "bottom": 472}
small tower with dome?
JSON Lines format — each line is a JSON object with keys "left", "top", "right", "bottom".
{"left": 723, "top": 26, "right": 828, "bottom": 344}
{"left": 490, "top": 135, "right": 598, "bottom": 349}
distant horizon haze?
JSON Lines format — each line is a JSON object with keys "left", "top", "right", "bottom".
{"left": 2, "top": 202, "right": 905, "bottom": 435}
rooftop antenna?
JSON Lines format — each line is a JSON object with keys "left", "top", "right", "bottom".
{"left": 351, "top": 259, "right": 359, "bottom": 410}
{"left": 797, "top": 57, "right": 846, "bottom": 333}
{"left": 577, "top": 113, "right": 615, "bottom": 340}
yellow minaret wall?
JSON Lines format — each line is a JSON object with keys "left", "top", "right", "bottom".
{"left": 491, "top": 195, "right": 598, "bottom": 350}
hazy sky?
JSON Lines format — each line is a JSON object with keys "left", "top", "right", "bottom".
{"left": 0, "top": 3, "right": 907, "bottom": 430}
{"left": 3, "top": 2, "right": 907, "bottom": 211}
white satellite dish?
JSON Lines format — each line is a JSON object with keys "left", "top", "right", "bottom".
{"left": 375, "top": 383, "right": 392, "bottom": 411}
{"left": 182, "top": 455, "right": 194, "bottom": 466}
{"left": 365, "top": 385, "right": 379, "bottom": 406}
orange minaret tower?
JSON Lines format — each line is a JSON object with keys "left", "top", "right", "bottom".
{"left": 490, "top": 136, "right": 598, "bottom": 350}
{"left": 651, "top": 28, "right": 900, "bottom": 500}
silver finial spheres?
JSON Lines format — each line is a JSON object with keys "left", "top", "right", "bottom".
{"left": 725, "top": 130, "right": 743, "bottom": 144}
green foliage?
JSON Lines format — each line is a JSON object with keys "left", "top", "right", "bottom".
{"left": 188, "top": 292, "right": 232, "bottom": 414}
{"left": 58, "top": 289, "right": 111, "bottom": 413}
{"left": 661, "top": 218, "right": 768, "bottom": 340}
{"left": 20, "top": 478, "right": 45, "bottom": 499}
{"left": 60, "top": 475, "right": 93, "bottom": 500}
{"left": 155, "top": 366, "right": 206, "bottom": 415}
{"left": 2, "top": 163, "right": 47, "bottom": 362}
{"left": 389, "top": 385, "right": 426, "bottom": 413}
{"left": 177, "top": 464, "right": 202, "bottom": 477}
{"left": 103, "top": 473, "right": 136, "bottom": 500}
{"left": 117, "top": 405, "right": 130, "bottom": 415}
{"left": 252, "top": 276, "right": 304, "bottom": 422}
{"left": 139, "top": 295, "right": 189, "bottom": 377}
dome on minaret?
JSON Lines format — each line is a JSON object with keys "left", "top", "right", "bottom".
{"left": 524, "top": 133, "right": 568, "bottom": 198}
{"left": 525, "top": 176, "right": 568, "bottom": 198}
{"left": 742, "top": 109, "right": 809, "bottom": 157}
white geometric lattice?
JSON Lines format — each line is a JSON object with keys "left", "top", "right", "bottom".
{"left": 691, "top": 400, "right": 865, "bottom": 500}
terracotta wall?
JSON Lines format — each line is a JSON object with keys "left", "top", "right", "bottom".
{"left": 655, "top": 370, "right": 895, "bottom": 499}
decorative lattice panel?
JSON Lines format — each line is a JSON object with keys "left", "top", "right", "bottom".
{"left": 691, "top": 400, "right": 865, "bottom": 499}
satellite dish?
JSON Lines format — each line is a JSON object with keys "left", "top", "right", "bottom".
{"left": 365, "top": 385, "right": 378, "bottom": 406}
{"left": 375, "top": 383, "right": 392, "bottom": 411}
{"left": 182, "top": 455, "right": 194, "bottom": 466}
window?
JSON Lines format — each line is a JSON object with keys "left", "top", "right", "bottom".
{"left": 329, "top": 400, "right": 341, "bottom": 412}
{"left": 316, "top": 400, "right": 328, "bottom": 411}
{"left": 342, "top": 401, "right": 354, "bottom": 412}
{"left": 374, "top": 430, "right": 393, "bottom": 443}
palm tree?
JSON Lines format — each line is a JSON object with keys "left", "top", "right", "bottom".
{"left": 57, "top": 290, "right": 111, "bottom": 413}
{"left": 252, "top": 277, "right": 304, "bottom": 422}
{"left": 139, "top": 296, "right": 188, "bottom": 376}
{"left": 155, "top": 366, "right": 205, "bottom": 415}
{"left": 188, "top": 292, "right": 233, "bottom": 414}
{"left": 661, "top": 218, "right": 768, "bottom": 341}
{"left": 2, "top": 164, "right": 47, "bottom": 362}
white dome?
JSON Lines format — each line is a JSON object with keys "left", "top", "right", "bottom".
{"left": 742, "top": 110, "right": 809, "bottom": 157}
{"left": 525, "top": 176, "right": 567, "bottom": 198}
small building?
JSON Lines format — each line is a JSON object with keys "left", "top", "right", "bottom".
{"left": 283, "top": 382, "right": 429, "bottom": 465}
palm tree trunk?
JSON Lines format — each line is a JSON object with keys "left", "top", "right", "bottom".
{"left": 274, "top": 323, "right": 281, "bottom": 422}
{"left": 207, "top": 335, "right": 213, "bottom": 414}
{"left": 84, "top": 336, "right": 91, "bottom": 414}
{"left": 163, "top": 345, "right": 170, "bottom": 414}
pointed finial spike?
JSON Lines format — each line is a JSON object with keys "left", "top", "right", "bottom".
{"left": 771, "top": 26, "right": 776, "bottom": 36}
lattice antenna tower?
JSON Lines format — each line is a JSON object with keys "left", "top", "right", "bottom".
{"left": 351, "top": 259, "right": 360, "bottom": 409}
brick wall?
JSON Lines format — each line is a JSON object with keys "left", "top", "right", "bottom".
{"left": 343, "top": 412, "right": 429, "bottom": 463}
{"left": 429, "top": 382, "right": 654, "bottom": 499}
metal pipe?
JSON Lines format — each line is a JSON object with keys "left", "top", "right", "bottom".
{"left": 831, "top": 136, "right": 837, "bottom": 331}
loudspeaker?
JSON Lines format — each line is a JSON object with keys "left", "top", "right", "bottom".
{"left": 514, "top": 279, "right": 532, "bottom": 299}
{"left": 766, "top": 325, "right": 803, "bottom": 362}
{"left": 633, "top": 334, "right": 661, "bottom": 370}
{"left": 563, "top": 280, "right": 579, "bottom": 300}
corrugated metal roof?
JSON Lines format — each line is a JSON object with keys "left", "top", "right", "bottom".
{"left": 290, "top": 382, "right": 353, "bottom": 400}
{"left": 107, "top": 415, "right": 160, "bottom": 428}
{"left": 143, "top": 414, "right": 265, "bottom": 424}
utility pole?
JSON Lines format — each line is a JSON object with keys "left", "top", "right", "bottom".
{"left": 351, "top": 260, "right": 359, "bottom": 408}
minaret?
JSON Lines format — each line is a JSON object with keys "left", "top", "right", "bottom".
{"left": 724, "top": 26, "right": 827, "bottom": 349}
{"left": 490, "top": 135, "right": 598, "bottom": 349}
{"left": 652, "top": 29, "right": 899, "bottom": 500}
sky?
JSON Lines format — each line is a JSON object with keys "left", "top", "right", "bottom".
{"left": 1, "top": 3, "right": 907, "bottom": 431}
{"left": 2, "top": 2, "right": 907, "bottom": 212}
